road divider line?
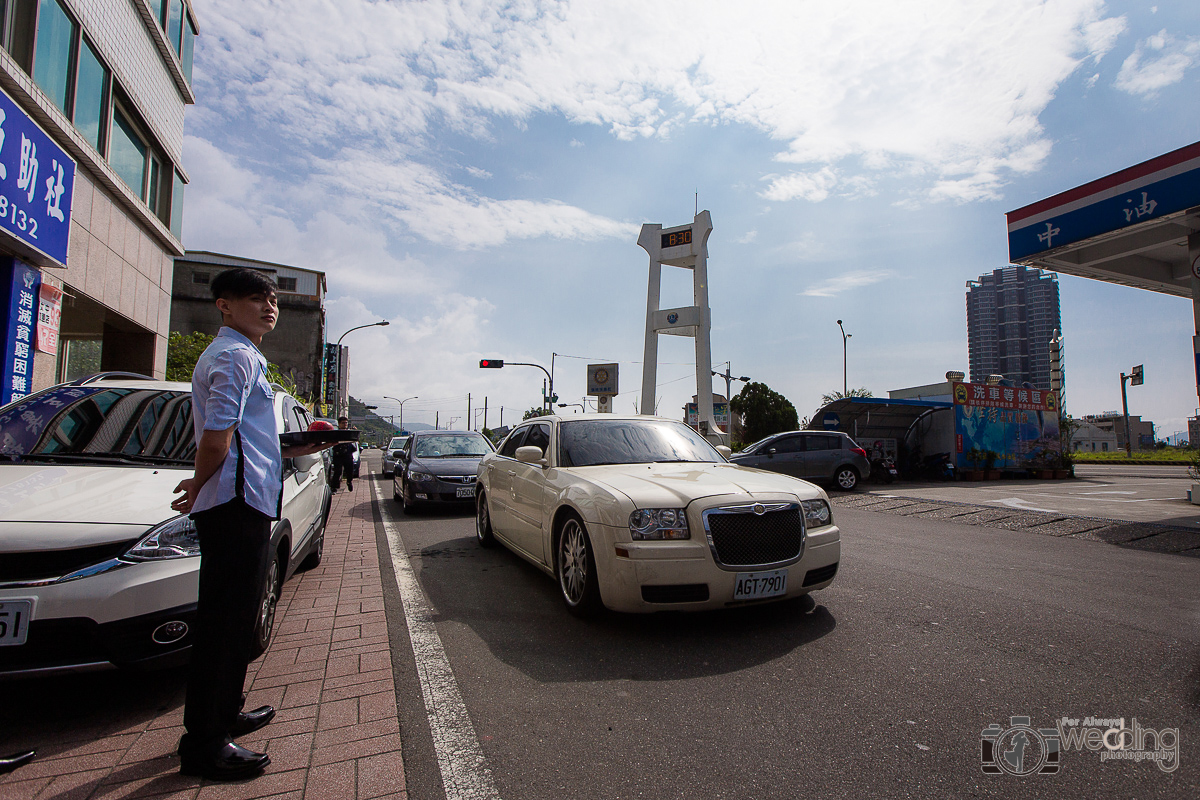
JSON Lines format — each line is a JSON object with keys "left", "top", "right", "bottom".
{"left": 372, "top": 481, "right": 501, "bottom": 800}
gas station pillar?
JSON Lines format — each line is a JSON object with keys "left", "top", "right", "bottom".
{"left": 1192, "top": 232, "right": 1200, "bottom": 410}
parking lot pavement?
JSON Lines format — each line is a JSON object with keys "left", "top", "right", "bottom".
{"left": 0, "top": 471, "right": 408, "bottom": 800}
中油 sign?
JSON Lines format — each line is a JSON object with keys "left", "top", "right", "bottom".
{"left": 0, "top": 85, "right": 76, "bottom": 267}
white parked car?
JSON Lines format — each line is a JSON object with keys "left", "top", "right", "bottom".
{"left": 382, "top": 435, "right": 409, "bottom": 477}
{"left": 0, "top": 374, "right": 331, "bottom": 678}
{"left": 475, "top": 415, "right": 840, "bottom": 615}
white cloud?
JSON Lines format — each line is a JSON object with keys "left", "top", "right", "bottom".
{"left": 193, "top": 0, "right": 1126, "bottom": 243}
{"left": 761, "top": 168, "right": 839, "bottom": 203}
{"left": 801, "top": 271, "right": 892, "bottom": 297}
{"left": 1114, "top": 29, "right": 1200, "bottom": 95}
{"left": 737, "top": 230, "right": 758, "bottom": 244}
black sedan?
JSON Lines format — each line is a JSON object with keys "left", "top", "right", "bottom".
{"left": 393, "top": 430, "right": 494, "bottom": 512}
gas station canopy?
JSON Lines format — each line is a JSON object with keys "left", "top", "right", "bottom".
{"left": 1006, "top": 141, "right": 1200, "bottom": 297}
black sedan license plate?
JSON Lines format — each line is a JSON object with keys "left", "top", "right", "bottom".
{"left": 733, "top": 569, "right": 788, "bottom": 600}
{"left": 0, "top": 600, "right": 32, "bottom": 646}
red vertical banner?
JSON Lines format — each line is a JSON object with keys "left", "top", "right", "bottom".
{"left": 36, "top": 283, "right": 63, "bottom": 355}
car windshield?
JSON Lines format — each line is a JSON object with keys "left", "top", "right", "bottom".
{"left": 558, "top": 419, "right": 724, "bottom": 467}
{"left": 413, "top": 433, "right": 491, "bottom": 458}
{"left": 389, "top": 437, "right": 406, "bottom": 448}
{"left": 0, "top": 386, "right": 196, "bottom": 465}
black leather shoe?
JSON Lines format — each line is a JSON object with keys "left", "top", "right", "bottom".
{"left": 179, "top": 742, "right": 270, "bottom": 781}
{"left": 231, "top": 705, "right": 276, "bottom": 737}
{"left": 0, "top": 750, "right": 35, "bottom": 775}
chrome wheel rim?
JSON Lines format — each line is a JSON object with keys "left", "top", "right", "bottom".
{"left": 259, "top": 559, "right": 279, "bottom": 647}
{"left": 559, "top": 521, "right": 587, "bottom": 605}
{"left": 838, "top": 469, "right": 856, "bottom": 489}
{"left": 476, "top": 497, "right": 489, "bottom": 540}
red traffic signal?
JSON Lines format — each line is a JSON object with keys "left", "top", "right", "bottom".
{"left": 479, "top": 359, "right": 504, "bottom": 368}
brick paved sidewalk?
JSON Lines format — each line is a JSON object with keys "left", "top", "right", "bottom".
{"left": 0, "top": 474, "right": 408, "bottom": 800}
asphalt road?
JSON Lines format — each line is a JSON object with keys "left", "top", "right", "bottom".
{"left": 854, "top": 464, "right": 1198, "bottom": 527}
{"left": 376, "top": 483, "right": 1200, "bottom": 800}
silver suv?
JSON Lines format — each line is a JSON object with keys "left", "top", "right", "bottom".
{"left": 729, "top": 430, "right": 871, "bottom": 490}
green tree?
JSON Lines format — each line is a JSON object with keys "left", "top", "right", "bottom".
{"left": 730, "top": 382, "right": 799, "bottom": 444}
{"left": 522, "top": 406, "right": 549, "bottom": 420}
{"left": 166, "top": 330, "right": 314, "bottom": 411}
{"left": 165, "top": 331, "right": 215, "bottom": 381}
{"left": 820, "top": 387, "right": 873, "bottom": 405}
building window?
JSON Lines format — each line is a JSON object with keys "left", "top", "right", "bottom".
{"left": 31, "top": 0, "right": 76, "bottom": 114}
{"left": 170, "top": 169, "right": 185, "bottom": 239}
{"left": 192, "top": 270, "right": 209, "bottom": 285}
{"left": 181, "top": 13, "right": 195, "bottom": 83}
{"left": 167, "top": 0, "right": 183, "bottom": 55}
{"left": 277, "top": 277, "right": 297, "bottom": 292}
{"left": 73, "top": 35, "right": 107, "bottom": 153}
{"left": 110, "top": 103, "right": 147, "bottom": 195}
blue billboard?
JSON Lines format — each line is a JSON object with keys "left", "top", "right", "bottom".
{"left": 0, "top": 85, "right": 76, "bottom": 267}
{"left": 1, "top": 258, "right": 42, "bottom": 405}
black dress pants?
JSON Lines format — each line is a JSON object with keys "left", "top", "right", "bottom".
{"left": 330, "top": 455, "right": 354, "bottom": 488}
{"left": 181, "top": 499, "right": 272, "bottom": 755}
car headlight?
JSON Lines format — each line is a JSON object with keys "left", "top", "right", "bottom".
{"left": 801, "top": 499, "right": 832, "bottom": 528}
{"left": 124, "top": 515, "right": 201, "bottom": 561}
{"left": 629, "top": 508, "right": 690, "bottom": 540}
{"left": 408, "top": 471, "right": 433, "bottom": 482}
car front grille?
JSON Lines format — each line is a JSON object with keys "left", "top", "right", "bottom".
{"left": 0, "top": 539, "right": 139, "bottom": 582}
{"left": 702, "top": 503, "right": 805, "bottom": 569}
{"left": 437, "top": 475, "right": 476, "bottom": 485}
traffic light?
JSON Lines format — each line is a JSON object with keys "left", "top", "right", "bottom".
{"left": 479, "top": 359, "right": 504, "bottom": 368}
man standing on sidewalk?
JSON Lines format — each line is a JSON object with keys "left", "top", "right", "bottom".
{"left": 330, "top": 416, "right": 357, "bottom": 491}
{"left": 171, "top": 268, "right": 328, "bottom": 781}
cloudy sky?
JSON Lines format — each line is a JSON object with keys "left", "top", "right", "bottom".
{"left": 183, "top": 0, "right": 1200, "bottom": 437}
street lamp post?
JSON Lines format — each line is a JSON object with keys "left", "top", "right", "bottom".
{"left": 384, "top": 395, "right": 417, "bottom": 432}
{"left": 836, "top": 320, "right": 851, "bottom": 396}
{"left": 330, "top": 320, "right": 389, "bottom": 416}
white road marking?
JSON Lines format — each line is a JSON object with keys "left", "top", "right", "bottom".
{"left": 372, "top": 481, "right": 501, "bottom": 800}
{"left": 994, "top": 497, "right": 1060, "bottom": 513}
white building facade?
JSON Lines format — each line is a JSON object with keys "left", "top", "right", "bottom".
{"left": 0, "top": 0, "right": 196, "bottom": 401}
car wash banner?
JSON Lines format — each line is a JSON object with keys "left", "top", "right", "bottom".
{"left": 952, "top": 382, "right": 1060, "bottom": 470}
{"left": 0, "top": 85, "right": 76, "bottom": 267}
{"left": 1, "top": 258, "right": 41, "bottom": 406}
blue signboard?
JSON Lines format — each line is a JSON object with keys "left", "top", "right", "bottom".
{"left": 1, "top": 258, "right": 41, "bottom": 405}
{"left": 1008, "top": 165, "right": 1200, "bottom": 261}
{"left": 0, "top": 85, "right": 76, "bottom": 267}
{"left": 822, "top": 412, "right": 840, "bottom": 430}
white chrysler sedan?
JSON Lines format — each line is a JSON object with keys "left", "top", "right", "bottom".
{"left": 475, "top": 415, "right": 840, "bottom": 615}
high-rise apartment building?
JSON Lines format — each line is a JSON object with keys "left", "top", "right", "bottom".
{"left": 965, "top": 266, "right": 1061, "bottom": 389}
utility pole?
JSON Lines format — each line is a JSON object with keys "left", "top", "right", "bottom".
{"left": 467, "top": 393, "right": 471, "bottom": 431}
{"left": 435, "top": 411, "right": 439, "bottom": 430}
{"left": 483, "top": 397, "right": 488, "bottom": 430}
{"left": 1120, "top": 365, "right": 1144, "bottom": 456}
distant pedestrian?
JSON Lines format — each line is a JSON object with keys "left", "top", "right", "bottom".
{"left": 170, "top": 268, "right": 329, "bottom": 781}
{"left": 330, "top": 416, "right": 357, "bottom": 491}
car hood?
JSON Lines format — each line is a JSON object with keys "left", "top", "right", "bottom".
{"left": 0, "top": 463, "right": 184, "bottom": 527}
{"left": 577, "top": 462, "right": 821, "bottom": 507}
{"left": 413, "top": 456, "right": 486, "bottom": 476}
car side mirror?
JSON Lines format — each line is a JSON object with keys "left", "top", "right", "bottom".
{"left": 515, "top": 445, "right": 545, "bottom": 465}
{"left": 715, "top": 445, "right": 732, "bottom": 458}
{"left": 767, "top": 447, "right": 777, "bottom": 457}
{"left": 294, "top": 452, "right": 322, "bottom": 472}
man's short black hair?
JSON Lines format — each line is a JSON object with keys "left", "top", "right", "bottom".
{"left": 211, "top": 268, "right": 277, "bottom": 301}
{"left": 338, "top": 416, "right": 349, "bottom": 423}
